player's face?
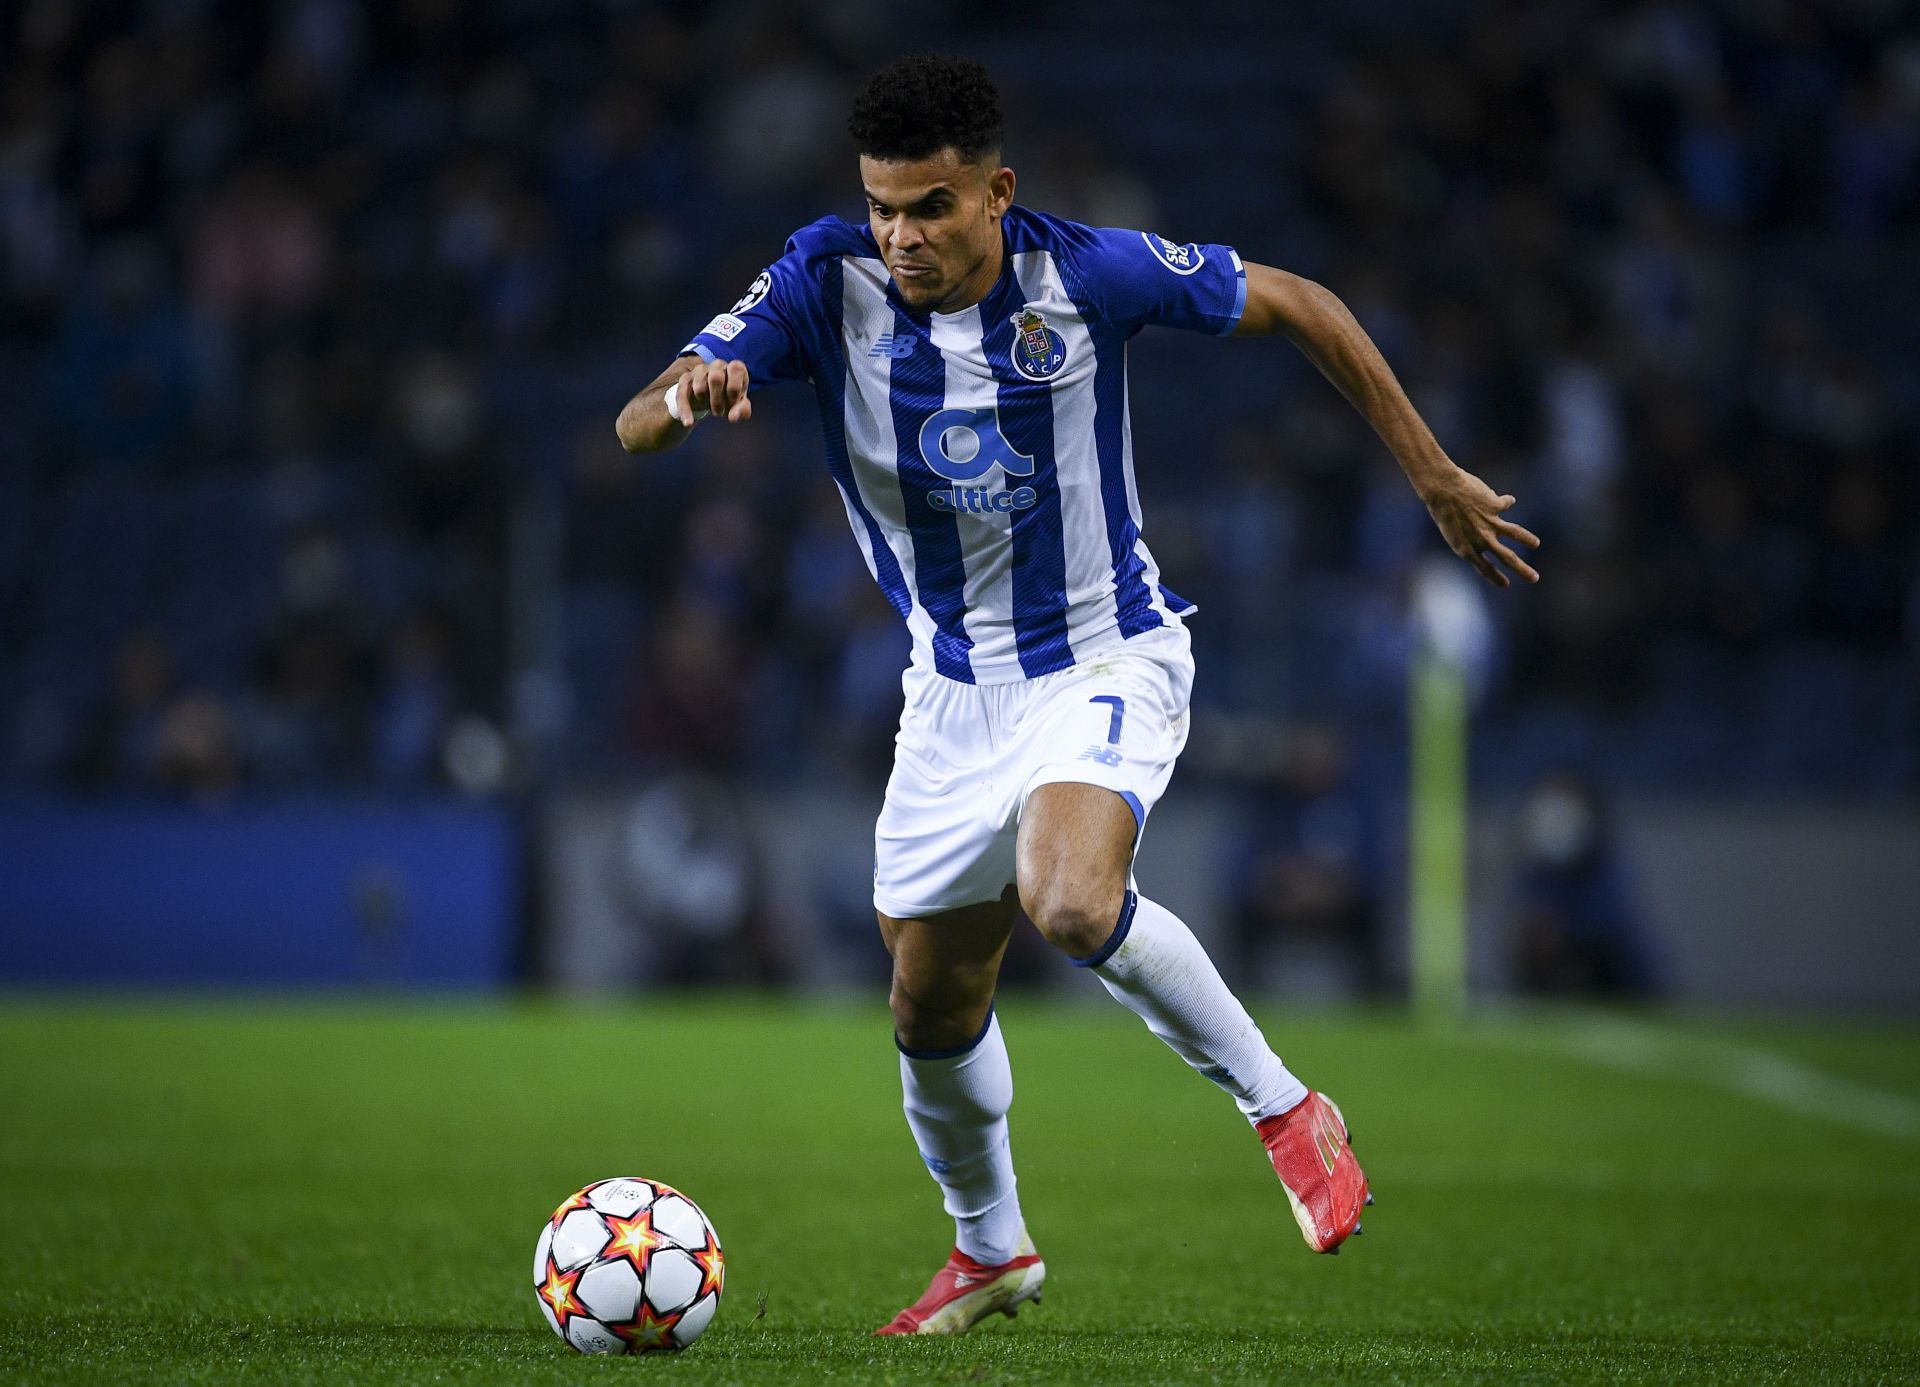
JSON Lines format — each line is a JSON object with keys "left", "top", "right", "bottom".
{"left": 861, "top": 149, "right": 1015, "bottom": 312}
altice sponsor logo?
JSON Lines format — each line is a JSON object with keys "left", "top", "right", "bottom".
{"left": 928, "top": 484, "right": 1037, "bottom": 513}
{"left": 917, "top": 406, "right": 1039, "bottom": 516}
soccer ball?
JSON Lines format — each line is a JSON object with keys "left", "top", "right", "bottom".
{"left": 532, "top": 1177, "right": 725, "bottom": 1354}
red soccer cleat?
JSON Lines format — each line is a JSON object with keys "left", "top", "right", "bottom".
{"left": 1255, "top": 1091, "right": 1371, "bottom": 1253}
{"left": 873, "top": 1235, "right": 1046, "bottom": 1336}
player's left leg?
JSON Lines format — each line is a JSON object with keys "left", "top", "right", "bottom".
{"left": 1017, "top": 782, "right": 1309, "bottom": 1120}
{"left": 1016, "top": 783, "right": 1369, "bottom": 1253}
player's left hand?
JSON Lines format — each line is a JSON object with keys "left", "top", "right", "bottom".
{"left": 1419, "top": 467, "right": 1541, "bottom": 588}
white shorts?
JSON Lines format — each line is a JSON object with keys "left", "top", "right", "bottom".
{"left": 872, "top": 624, "right": 1194, "bottom": 918}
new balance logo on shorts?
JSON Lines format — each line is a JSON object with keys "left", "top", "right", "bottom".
{"left": 869, "top": 332, "right": 916, "bottom": 358}
{"left": 1077, "top": 746, "right": 1122, "bottom": 767}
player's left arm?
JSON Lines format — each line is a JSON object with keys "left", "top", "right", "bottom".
{"left": 1234, "top": 263, "right": 1541, "bottom": 587}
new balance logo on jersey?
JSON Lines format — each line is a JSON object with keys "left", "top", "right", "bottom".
{"left": 869, "top": 333, "right": 916, "bottom": 358}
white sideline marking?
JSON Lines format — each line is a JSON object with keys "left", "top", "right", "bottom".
{"left": 1479, "top": 1011, "right": 1920, "bottom": 1142}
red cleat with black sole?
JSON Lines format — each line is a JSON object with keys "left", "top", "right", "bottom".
{"left": 1255, "top": 1091, "right": 1372, "bottom": 1253}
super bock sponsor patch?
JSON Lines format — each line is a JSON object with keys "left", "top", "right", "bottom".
{"left": 1142, "top": 231, "right": 1206, "bottom": 275}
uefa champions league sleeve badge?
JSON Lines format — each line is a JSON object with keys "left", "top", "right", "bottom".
{"left": 1009, "top": 307, "right": 1067, "bottom": 381}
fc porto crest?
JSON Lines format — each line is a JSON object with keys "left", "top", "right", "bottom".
{"left": 1008, "top": 306, "right": 1067, "bottom": 382}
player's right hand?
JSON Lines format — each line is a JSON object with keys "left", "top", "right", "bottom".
{"left": 678, "top": 358, "right": 753, "bottom": 426}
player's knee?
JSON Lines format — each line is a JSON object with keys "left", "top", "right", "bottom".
{"left": 889, "top": 974, "right": 992, "bottom": 1054}
{"left": 1023, "top": 879, "right": 1127, "bottom": 960}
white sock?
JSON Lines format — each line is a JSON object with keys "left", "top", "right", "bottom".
{"left": 898, "top": 1009, "right": 1026, "bottom": 1264}
{"left": 1078, "top": 891, "right": 1309, "bottom": 1122}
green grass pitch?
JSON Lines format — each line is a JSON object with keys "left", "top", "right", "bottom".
{"left": 2, "top": 997, "right": 1916, "bottom": 1384}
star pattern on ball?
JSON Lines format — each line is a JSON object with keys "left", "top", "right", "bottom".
{"left": 536, "top": 1255, "right": 587, "bottom": 1332}
{"left": 692, "top": 1230, "right": 725, "bottom": 1300}
{"left": 600, "top": 1208, "right": 666, "bottom": 1273}
{"left": 550, "top": 1185, "right": 596, "bottom": 1224}
{"left": 617, "top": 1301, "right": 681, "bottom": 1353}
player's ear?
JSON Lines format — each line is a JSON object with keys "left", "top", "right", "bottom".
{"left": 986, "top": 162, "right": 1015, "bottom": 218}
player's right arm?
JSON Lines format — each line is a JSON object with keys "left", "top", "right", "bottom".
{"left": 615, "top": 356, "right": 754, "bottom": 454}
{"left": 616, "top": 253, "right": 809, "bottom": 455}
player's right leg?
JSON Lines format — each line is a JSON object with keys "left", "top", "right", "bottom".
{"left": 874, "top": 893, "right": 1046, "bottom": 1335}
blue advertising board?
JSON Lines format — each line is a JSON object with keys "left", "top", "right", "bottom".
{"left": 0, "top": 801, "right": 520, "bottom": 986}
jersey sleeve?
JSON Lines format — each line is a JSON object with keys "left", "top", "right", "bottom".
{"left": 1076, "top": 228, "right": 1248, "bottom": 337}
{"left": 678, "top": 253, "right": 809, "bottom": 387}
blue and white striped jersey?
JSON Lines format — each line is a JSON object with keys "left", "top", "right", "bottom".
{"left": 680, "top": 205, "right": 1247, "bottom": 685}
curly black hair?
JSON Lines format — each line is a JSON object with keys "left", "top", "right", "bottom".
{"left": 848, "top": 54, "right": 1004, "bottom": 163}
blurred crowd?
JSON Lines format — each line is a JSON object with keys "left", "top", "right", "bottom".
{"left": 2, "top": 0, "right": 1917, "bottom": 819}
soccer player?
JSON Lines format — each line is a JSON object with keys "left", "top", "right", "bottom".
{"left": 617, "top": 55, "right": 1541, "bottom": 1335}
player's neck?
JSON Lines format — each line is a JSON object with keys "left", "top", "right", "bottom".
{"left": 929, "top": 227, "right": 1006, "bottom": 316}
